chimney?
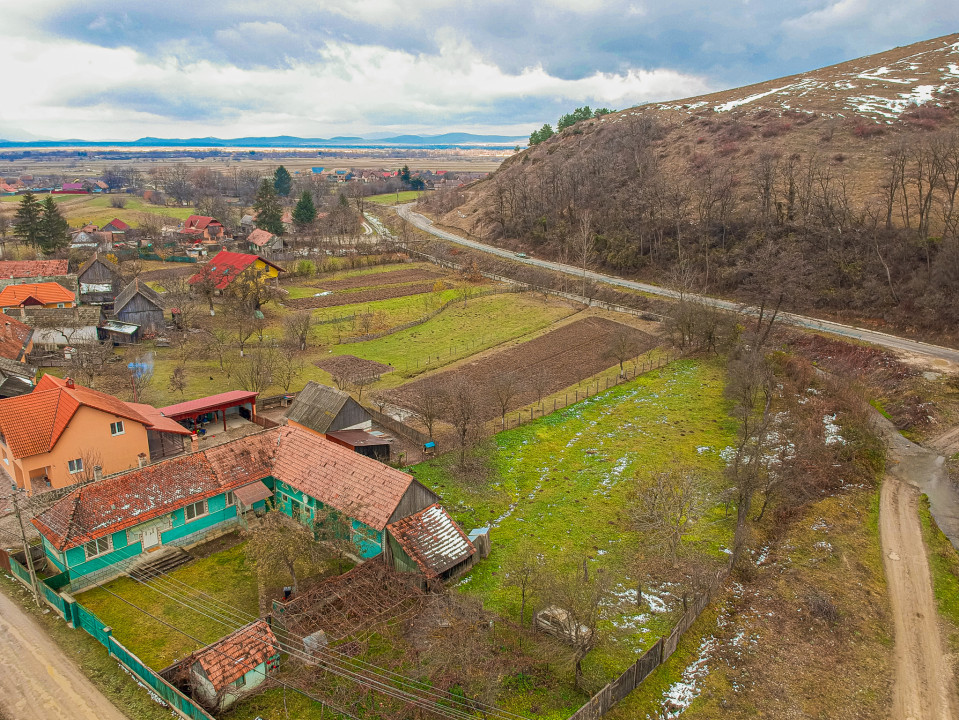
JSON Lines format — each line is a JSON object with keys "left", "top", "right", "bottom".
{"left": 93, "top": 465, "right": 102, "bottom": 482}
{"left": 65, "top": 377, "right": 75, "bottom": 389}
{"left": 137, "top": 453, "right": 147, "bottom": 468}
{"left": 191, "top": 433, "right": 199, "bottom": 453}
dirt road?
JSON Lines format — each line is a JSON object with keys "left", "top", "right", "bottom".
{"left": 876, "top": 413, "right": 959, "bottom": 719}
{"left": 0, "top": 590, "right": 128, "bottom": 720}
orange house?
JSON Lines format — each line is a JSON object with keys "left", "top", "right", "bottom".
{"left": 0, "top": 375, "right": 191, "bottom": 493}
{"left": 0, "top": 282, "right": 76, "bottom": 309}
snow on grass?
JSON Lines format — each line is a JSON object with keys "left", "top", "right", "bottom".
{"left": 660, "top": 635, "right": 719, "bottom": 717}
{"left": 823, "top": 414, "right": 846, "bottom": 446}
{"left": 714, "top": 85, "right": 794, "bottom": 112}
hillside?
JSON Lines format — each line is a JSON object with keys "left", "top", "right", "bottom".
{"left": 427, "top": 34, "right": 959, "bottom": 341}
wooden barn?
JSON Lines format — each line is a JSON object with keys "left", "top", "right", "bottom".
{"left": 112, "top": 279, "right": 165, "bottom": 335}
{"left": 77, "top": 254, "right": 122, "bottom": 307}
{"left": 283, "top": 381, "right": 372, "bottom": 436}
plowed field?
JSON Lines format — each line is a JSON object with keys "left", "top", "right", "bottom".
{"left": 316, "top": 355, "right": 394, "bottom": 381}
{"left": 286, "top": 282, "right": 434, "bottom": 309}
{"left": 312, "top": 268, "right": 443, "bottom": 291}
{"left": 389, "top": 317, "right": 655, "bottom": 421}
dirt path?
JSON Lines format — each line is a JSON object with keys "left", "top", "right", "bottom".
{"left": 875, "top": 413, "right": 959, "bottom": 719}
{"left": 0, "top": 590, "right": 128, "bottom": 720}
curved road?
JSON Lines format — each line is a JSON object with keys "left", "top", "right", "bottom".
{"left": 397, "top": 205, "right": 959, "bottom": 365}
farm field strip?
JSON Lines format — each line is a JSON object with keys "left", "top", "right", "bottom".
{"left": 389, "top": 317, "right": 655, "bottom": 421}
{"left": 311, "top": 267, "right": 444, "bottom": 291}
{"left": 285, "top": 282, "right": 436, "bottom": 309}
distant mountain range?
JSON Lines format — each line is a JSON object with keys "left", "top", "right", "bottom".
{"left": 0, "top": 132, "right": 526, "bottom": 149}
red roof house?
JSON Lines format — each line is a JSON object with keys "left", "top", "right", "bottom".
{"left": 101, "top": 218, "right": 131, "bottom": 232}
{"left": 0, "top": 282, "right": 76, "bottom": 308}
{"left": 0, "top": 315, "right": 34, "bottom": 363}
{"left": 0, "top": 260, "right": 69, "bottom": 278}
{"left": 189, "top": 251, "right": 283, "bottom": 291}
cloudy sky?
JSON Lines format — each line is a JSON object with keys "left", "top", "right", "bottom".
{"left": 1, "top": 0, "right": 956, "bottom": 140}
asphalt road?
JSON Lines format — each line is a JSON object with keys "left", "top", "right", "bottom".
{"left": 397, "top": 205, "right": 959, "bottom": 365}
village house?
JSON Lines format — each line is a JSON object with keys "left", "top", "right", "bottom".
{"left": 189, "top": 250, "right": 283, "bottom": 292}
{"left": 0, "top": 282, "right": 76, "bottom": 309}
{"left": 181, "top": 215, "right": 227, "bottom": 241}
{"left": 0, "top": 375, "right": 190, "bottom": 494}
{"left": 100, "top": 218, "right": 131, "bottom": 234}
{"left": 162, "top": 621, "right": 280, "bottom": 712}
{"left": 31, "top": 425, "right": 455, "bottom": 588}
{"left": 76, "top": 254, "right": 122, "bottom": 307}
{"left": 111, "top": 279, "right": 166, "bottom": 335}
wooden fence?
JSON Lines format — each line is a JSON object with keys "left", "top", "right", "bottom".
{"left": 366, "top": 407, "right": 431, "bottom": 446}
{"left": 568, "top": 572, "right": 722, "bottom": 720}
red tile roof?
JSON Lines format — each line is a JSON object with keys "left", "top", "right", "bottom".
{"left": 271, "top": 425, "right": 418, "bottom": 530}
{"left": 193, "top": 620, "right": 279, "bottom": 691}
{"left": 246, "top": 228, "right": 275, "bottom": 247}
{"left": 189, "top": 251, "right": 283, "bottom": 290}
{"left": 0, "top": 376, "right": 183, "bottom": 459}
{"left": 159, "top": 390, "right": 259, "bottom": 420}
{"left": 34, "top": 425, "right": 426, "bottom": 549}
{"left": 386, "top": 503, "right": 474, "bottom": 578}
{"left": 127, "top": 403, "right": 192, "bottom": 436}
{"left": 0, "top": 260, "right": 69, "bottom": 278}
{"left": 102, "top": 218, "right": 130, "bottom": 231}
{"left": 0, "top": 315, "right": 33, "bottom": 362}
{"left": 0, "top": 282, "right": 75, "bottom": 308}
{"left": 185, "top": 215, "right": 221, "bottom": 230}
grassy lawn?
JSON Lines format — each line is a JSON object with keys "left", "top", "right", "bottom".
{"left": 0, "top": 573, "right": 172, "bottom": 720}
{"left": 411, "top": 359, "right": 738, "bottom": 693}
{"left": 74, "top": 543, "right": 259, "bottom": 669}
{"left": 1, "top": 193, "right": 196, "bottom": 227}
{"left": 365, "top": 190, "right": 426, "bottom": 205}
{"left": 919, "top": 494, "right": 959, "bottom": 669}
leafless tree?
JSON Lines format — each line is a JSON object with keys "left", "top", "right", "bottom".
{"left": 503, "top": 538, "right": 542, "bottom": 628}
{"left": 631, "top": 465, "right": 704, "bottom": 563}
{"left": 605, "top": 329, "right": 640, "bottom": 375}
{"left": 236, "top": 343, "right": 277, "bottom": 393}
{"left": 283, "top": 311, "right": 313, "bottom": 352}
{"left": 168, "top": 364, "right": 188, "bottom": 398}
{"left": 442, "top": 377, "right": 479, "bottom": 466}
{"left": 491, "top": 373, "right": 519, "bottom": 427}
{"left": 274, "top": 347, "right": 304, "bottom": 393}
{"left": 406, "top": 378, "right": 445, "bottom": 439}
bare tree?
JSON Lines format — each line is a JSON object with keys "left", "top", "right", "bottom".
{"left": 491, "top": 373, "right": 519, "bottom": 427}
{"left": 605, "top": 329, "right": 640, "bottom": 375}
{"left": 283, "top": 311, "right": 313, "bottom": 352}
{"left": 576, "top": 210, "right": 594, "bottom": 299}
{"left": 274, "top": 347, "right": 304, "bottom": 393}
{"left": 442, "top": 377, "right": 479, "bottom": 466}
{"left": 539, "top": 559, "right": 611, "bottom": 690}
{"left": 243, "top": 511, "right": 342, "bottom": 594}
{"left": 631, "top": 465, "right": 704, "bottom": 563}
{"left": 168, "top": 364, "right": 188, "bottom": 398}
{"left": 236, "top": 343, "right": 277, "bottom": 393}
{"left": 503, "top": 538, "right": 542, "bottom": 628}
{"left": 406, "top": 378, "right": 445, "bottom": 439}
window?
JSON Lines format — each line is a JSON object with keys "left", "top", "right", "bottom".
{"left": 226, "top": 491, "right": 236, "bottom": 507}
{"left": 185, "top": 500, "right": 206, "bottom": 521}
{"left": 68, "top": 458, "right": 83, "bottom": 474}
{"left": 234, "top": 674, "right": 246, "bottom": 688}
{"left": 110, "top": 421, "right": 125, "bottom": 436}
{"left": 84, "top": 537, "right": 110, "bottom": 559}
{"left": 56, "top": 303, "right": 65, "bottom": 308}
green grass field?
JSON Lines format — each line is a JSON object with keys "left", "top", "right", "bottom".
{"left": 412, "top": 359, "right": 738, "bottom": 691}
{"left": 1, "top": 192, "right": 194, "bottom": 228}
{"left": 75, "top": 543, "right": 258, "bottom": 669}
{"left": 365, "top": 190, "right": 426, "bottom": 205}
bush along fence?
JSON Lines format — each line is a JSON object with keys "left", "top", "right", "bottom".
{"left": 569, "top": 573, "right": 721, "bottom": 720}
{"left": 6, "top": 554, "right": 215, "bottom": 720}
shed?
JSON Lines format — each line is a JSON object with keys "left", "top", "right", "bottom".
{"left": 0, "top": 356, "right": 35, "bottom": 399}
{"left": 384, "top": 503, "right": 476, "bottom": 584}
{"left": 326, "top": 428, "right": 393, "bottom": 462}
{"left": 284, "top": 381, "right": 371, "bottom": 435}
{"left": 77, "top": 254, "right": 121, "bottom": 307}
{"left": 99, "top": 320, "right": 141, "bottom": 345}
{"left": 113, "top": 279, "right": 165, "bottom": 334}
{"left": 169, "top": 620, "right": 280, "bottom": 712}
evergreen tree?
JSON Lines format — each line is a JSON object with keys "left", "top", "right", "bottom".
{"left": 292, "top": 191, "right": 317, "bottom": 229}
{"left": 273, "top": 165, "right": 292, "bottom": 197}
{"left": 38, "top": 196, "right": 69, "bottom": 254}
{"left": 400, "top": 165, "right": 411, "bottom": 185}
{"left": 253, "top": 179, "right": 285, "bottom": 235}
{"left": 529, "top": 123, "right": 554, "bottom": 146}
{"left": 13, "top": 192, "right": 42, "bottom": 248}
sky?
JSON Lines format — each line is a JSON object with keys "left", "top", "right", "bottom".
{"left": 1, "top": 0, "right": 957, "bottom": 141}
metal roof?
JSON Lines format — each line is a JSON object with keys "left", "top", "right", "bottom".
{"left": 387, "top": 503, "right": 475, "bottom": 578}
{"left": 283, "top": 381, "right": 353, "bottom": 434}
{"left": 326, "top": 429, "right": 393, "bottom": 447}
{"left": 159, "top": 390, "right": 259, "bottom": 419}
{"left": 102, "top": 320, "right": 139, "bottom": 334}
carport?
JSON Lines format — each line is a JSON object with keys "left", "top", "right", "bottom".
{"left": 159, "top": 390, "right": 260, "bottom": 432}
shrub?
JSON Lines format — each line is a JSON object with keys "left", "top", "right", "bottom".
{"left": 853, "top": 122, "right": 885, "bottom": 138}
{"left": 109, "top": 195, "right": 127, "bottom": 209}
{"left": 760, "top": 121, "right": 792, "bottom": 138}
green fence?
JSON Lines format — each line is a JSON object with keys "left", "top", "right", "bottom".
{"left": 40, "top": 582, "right": 67, "bottom": 616}
{"left": 45, "top": 570, "right": 71, "bottom": 590}
{"left": 138, "top": 251, "right": 163, "bottom": 261}
{"left": 9, "top": 556, "right": 31, "bottom": 585}
{"left": 110, "top": 638, "right": 214, "bottom": 720}
{"left": 167, "top": 255, "right": 197, "bottom": 263}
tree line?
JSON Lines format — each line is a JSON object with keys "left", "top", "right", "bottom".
{"left": 529, "top": 106, "right": 614, "bottom": 146}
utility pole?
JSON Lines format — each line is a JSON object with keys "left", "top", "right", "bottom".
{"left": 12, "top": 490, "right": 40, "bottom": 606}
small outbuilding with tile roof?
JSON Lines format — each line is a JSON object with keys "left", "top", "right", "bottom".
{"left": 384, "top": 503, "right": 476, "bottom": 584}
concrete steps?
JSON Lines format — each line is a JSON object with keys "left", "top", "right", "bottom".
{"left": 128, "top": 547, "right": 193, "bottom": 583}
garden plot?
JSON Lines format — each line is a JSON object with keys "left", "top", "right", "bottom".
{"left": 389, "top": 317, "right": 655, "bottom": 422}
{"left": 286, "top": 282, "right": 435, "bottom": 309}
{"left": 411, "top": 359, "right": 739, "bottom": 680}
{"left": 311, "top": 267, "right": 443, "bottom": 291}
{"left": 315, "top": 355, "right": 394, "bottom": 381}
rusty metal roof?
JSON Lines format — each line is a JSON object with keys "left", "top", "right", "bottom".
{"left": 387, "top": 503, "right": 475, "bottom": 578}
